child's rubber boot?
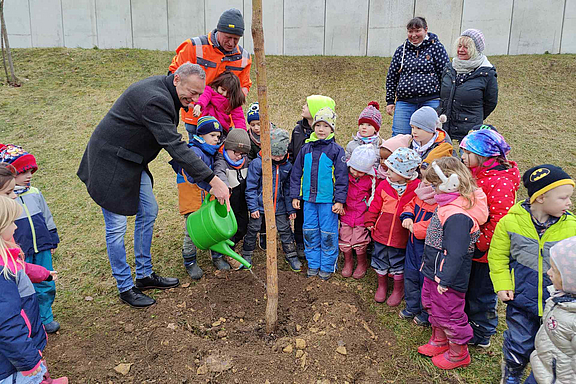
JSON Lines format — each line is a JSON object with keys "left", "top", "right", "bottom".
{"left": 352, "top": 249, "right": 368, "bottom": 279}
{"left": 42, "top": 371, "right": 69, "bottom": 384}
{"left": 431, "top": 342, "right": 471, "bottom": 370}
{"left": 386, "top": 274, "right": 404, "bottom": 307}
{"left": 374, "top": 273, "right": 388, "bottom": 303}
{"left": 341, "top": 249, "right": 354, "bottom": 278}
{"left": 417, "top": 326, "right": 449, "bottom": 357}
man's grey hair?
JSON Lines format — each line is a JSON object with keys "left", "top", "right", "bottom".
{"left": 174, "top": 62, "right": 206, "bottom": 80}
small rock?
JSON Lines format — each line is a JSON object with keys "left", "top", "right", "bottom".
{"left": 206, "top": 355, "right": 232, "bottom": 372}
{"left": 182, "top": 283, "right": 191, "bottom": 288}
{"left": 300, "top": 352, "right": 307, "bottom": 368}
{"left": 123, "top": 323, "right": 134, "bottom": 333}
{"left": 295, "top": 338, "right": 306, "bottom": 349}
{"left": 313, "top": 312, "right": 321, "bottom": 322}
{"left": 177, "top": 302, "right": 187, "bottom": 308}
{"left": 217, "top": 330, "right": 227, "bottom": 338}
{"left": 318, "top": 331, "right": 326, "bottom": 336}
{"left": 196, "top": 365, "right": 208, "bottom": 375}
{"left": 336, "top": 346, "right": 347, "bottom": 355}
{"left": 167, "top": 323, "right": 177, "bottom": 330}
{"left": 296, "top": 324, "right": 302, "bottom": 332}
{"left": 236, "top": 311, "right": 246, "bottom": 318}
{"left": 265, "top": 380, "right": 271, "bottom": 384}
{"left": 283, "top": 344, "right": 293, "bottom": 353}
{"left": 84, "top": 296, "right": 94, "bottom": 301}
{"left": 295, "top": 350, "right": 304, "bottom": 358}
{"left": 219, "top": 317, "right": 226, "bottom": 322}
{"left": 306, "top": 285, "right": 314, "bottom": 291}
{"left": 212, "top": 321, "right": 222, "bottom": 327}
{"left": 310, "top": 327, "right": 319, "bottom": 333}
{"left": 114, "top": 363, "right": 132, "bottom": 375}
{"left": 357, "top": 285, "right": 363, "bottom": 291}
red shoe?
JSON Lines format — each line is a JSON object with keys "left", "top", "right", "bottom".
{"left": 417, "top": 327, "right": 449, "bottom": 357}
{"left": 341, "top": 249, "right": 354, "bottom": 278}
{"left": 352, "top": 249, "right": 368, "bottom": 279}
{"left": 386, "top": 274, "right": 404, "bottom": 307}
{"left": 431, "top": 342, "right": 471, "bottom": 370}
{"left": 374, "top": 273, "right": 388, "bottom": 302}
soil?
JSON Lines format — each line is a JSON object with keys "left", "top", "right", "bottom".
{"left": 45, "top": 265, "right": 435, "bottom": 383}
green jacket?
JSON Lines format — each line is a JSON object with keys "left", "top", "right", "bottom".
{"left": 488, "top": 201, "right": 576, "bottom": 316}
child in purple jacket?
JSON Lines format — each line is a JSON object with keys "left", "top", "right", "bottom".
{"left": 339, "top": 145, "right": 376, "bottom": 279}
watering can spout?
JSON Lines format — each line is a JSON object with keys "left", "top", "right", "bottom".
{"left": 210, "top": 239, "right": 252, "bottom": 270}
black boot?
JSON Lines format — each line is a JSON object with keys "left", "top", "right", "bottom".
{"left": 119, "top": 287, "right": 156, "bottom": 308}
{"left": 135, "top": 272, "right": 179, "bottom": 290}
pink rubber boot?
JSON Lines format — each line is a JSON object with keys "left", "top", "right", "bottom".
{"left": 417, "top": 327, "right": 449, "bottom": 357}
{"left": 374, "top": 273, "right": 388, "bottom": 303}
{"left": 341, "top": 249, "right": 354, "bottom": 278}
{"left": 432, "top": 342, "right": 471, "bottom": 370}
{"left": 386, "top": 273, "right": 405, "bottom": 307}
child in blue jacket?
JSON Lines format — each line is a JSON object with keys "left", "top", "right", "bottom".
{"left": 0, "top": 197, "right": 67, "bottom": 384}
{"left": 243, "top": 128, "right": 300, "bottom": 271}
{"left": 0, "top": 144, "right": 60, "bottom": 334}
{"left": 290, "top": 107, "right": 348, "bottom": 280}
{"left": 169, "top": 116, "right": 230, "bottom": 279}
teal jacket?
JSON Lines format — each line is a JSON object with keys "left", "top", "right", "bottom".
{"left": 488, "top": 200, "right": 576, "bottom": 316}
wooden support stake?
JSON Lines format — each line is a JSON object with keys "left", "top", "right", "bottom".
{"left": 251, "top": 0, "right": 278, "bottom": 334}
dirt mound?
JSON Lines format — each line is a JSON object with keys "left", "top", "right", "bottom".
{"left": 45, "top": 267, "right": 433, "bottom": 383}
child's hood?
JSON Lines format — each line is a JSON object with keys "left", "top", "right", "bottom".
{"left": 438, "top": 188, "right": 489, "bottom": 231}
{"left": 0, "top": 248, "right": 24, "bottom": 273}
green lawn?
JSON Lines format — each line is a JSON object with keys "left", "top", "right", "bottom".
{"left": 1, "top": 48, "right": 576, "bottom": 383}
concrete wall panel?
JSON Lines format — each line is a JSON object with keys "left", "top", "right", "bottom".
{"left": 560, "top": 0, "right": 576, "bottom": 53}
{"left": 414, "top": 0, "right": 463, "bottom": 56}
{"left": 132, "top": 0, "right": 168, "bottom": 51}
{"left": 29, "top": 0, "right": 64, "bottom": 47}
{"left": 62, "top": 0, "right": 97, "bottom": 48}
{"left": 243, "top": 0, "right": 284, "bottom": 55}
{"left": 204, "top": 0, "right": 244, "bottom": 46}
{"left": 5, "top": 0, "right": 32, "bottom": 48}
{"left": 461, "top": 0, "right": 513, "bottom": 56}
{"left": 367, "top": 0, "right": 414, "bottom": 57}
{"left": 167, "top": 0, "right": 206, "bottom": 51}
{"left": 95, "top": 0, "right": 132, "bottom": 49}
{"left": 509, "top": 0, "right": 564, "bottom": 54}
{"left": 325, "top": 0, "right": 369, "bottom": 56}
{"left": 284, "top": 0, "right": 325, "bottom": 55}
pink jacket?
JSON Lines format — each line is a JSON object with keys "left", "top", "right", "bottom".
{"left": 341, "top": 173, "right": 374, "bottom": 227}
{"left": 195, "top": 86, "right": 246, "bottom": 132}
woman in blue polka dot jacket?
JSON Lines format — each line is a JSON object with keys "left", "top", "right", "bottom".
{"left": 385, "top": 17, "right": 449, "bottom": 137}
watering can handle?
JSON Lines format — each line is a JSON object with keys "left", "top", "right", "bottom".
{"left": 202, "top": 192, "right": 212, "bottom": 206}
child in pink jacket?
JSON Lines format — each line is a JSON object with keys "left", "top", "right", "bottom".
{"left": 339, "top": 145, "right": 376, "bottom": 279}
{"left": 192, "top": 71, "right": 246, "bottom": 136}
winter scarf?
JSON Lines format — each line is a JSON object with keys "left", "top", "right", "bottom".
{"left": 452, "top": 54, "right": 492, "bottom": 74}
{"left": 415, "top": 182, "right": 436, "bottom": 205}
{"left": 434, "top": 192, "right": 460, "bottom": 206}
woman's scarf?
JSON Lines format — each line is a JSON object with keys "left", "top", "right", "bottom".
{"left": 452, "top": 54, "right": 492, "bottom": 74}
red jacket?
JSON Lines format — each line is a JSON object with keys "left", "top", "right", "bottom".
{"left": 365, "top": 178, "right": 419, "bottom": 248}
{"left": 473, "top": 161, "right": 521, "bottom": 262}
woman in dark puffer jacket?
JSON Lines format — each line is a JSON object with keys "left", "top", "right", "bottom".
{"left": 438, "top": 29, "right": 498, "bottom": 144}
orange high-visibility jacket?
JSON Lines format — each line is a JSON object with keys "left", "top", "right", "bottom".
{"left": 169, "top": 30, "right": 252, "bottom": 126}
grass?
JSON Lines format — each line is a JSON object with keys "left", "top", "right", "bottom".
{"left": 1, "top": 48, "right": 576, "bottom": 383}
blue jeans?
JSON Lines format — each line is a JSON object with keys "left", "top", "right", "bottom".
{"left": 303, "top": 202, "right": 338, "bottom": 273}
{"left": 102, "top": 171, "right": 158, "bottom": 293}
{"left": 392, "top": 99, "right": 440, "bottom": 136}
{"left": 25, "top": 250, "right": 55, "bottom": 325}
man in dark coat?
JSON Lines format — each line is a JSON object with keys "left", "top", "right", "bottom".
{"left": 77, "top": 63, "right": 229, "bottom": 308}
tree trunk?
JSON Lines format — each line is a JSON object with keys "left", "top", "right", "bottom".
{"left": 0, "top": 0, "right": 20, "bottom": 86}
{"left": 251, "top": 0, "right": 278, "bottom": 334}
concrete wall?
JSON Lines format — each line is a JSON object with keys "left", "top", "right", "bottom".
{"left": 5, "top": 0, "right": 575, "bottom": 55}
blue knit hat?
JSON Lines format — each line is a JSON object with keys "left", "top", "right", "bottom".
{"left": 247, "top": 102, "right": 260, "bottom": 123}
{"left": 460, "top": 125, "right": 511, "bottom": 158}
{"left": 410, "top": 106, "right": 446, "bottom": 133}
{"left": 196, "top": 116, "right": 223, "bottom": 136}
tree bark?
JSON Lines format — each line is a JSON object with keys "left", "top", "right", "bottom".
{"left": 252, "top": 0, "right": 278, "bottom": 334}
{"left": 0, "top": 0, "right": 19, "bottom": 86}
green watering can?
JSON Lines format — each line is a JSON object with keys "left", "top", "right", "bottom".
{"left": 186, "top": 193, "right": 252, "bottom": 269}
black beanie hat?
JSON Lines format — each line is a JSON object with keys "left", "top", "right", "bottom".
{"left": 522, "top": 164, "right": 575, "bottom": 203}
{"left": 217, "top": 9, "right": 245, "bottom": 37}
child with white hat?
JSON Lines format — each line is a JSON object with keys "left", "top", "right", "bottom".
{"left": 339, "top": 145, "right": 377, "bottom": 280}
